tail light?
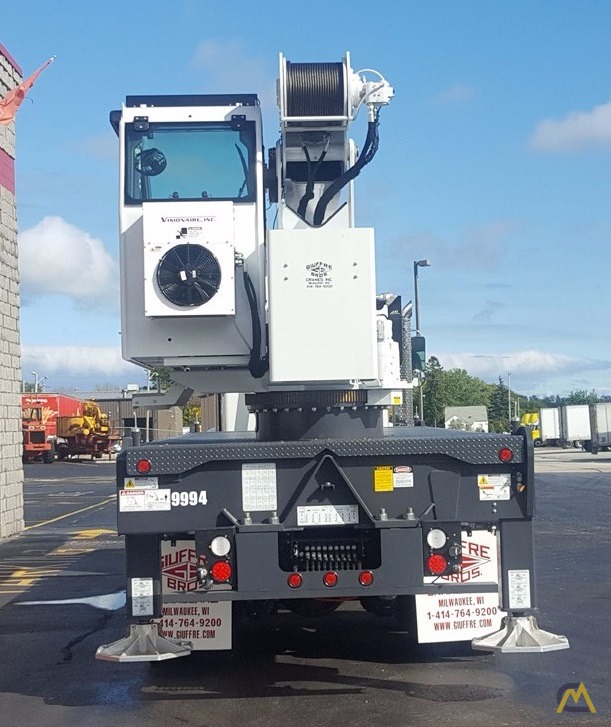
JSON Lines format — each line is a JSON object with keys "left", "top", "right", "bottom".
{"left": 499, "top": 447, "right": 513, "bottom": 462}
{"left": 288, "top": 572, "right": 303, "bottom": 588}
{"left": 210, "top": 560, "right": 232, "bottom": 583}
{"left": 358, "top": 570, "right": 374, "bottom": 586}
{"left": 323, "top": 571, "right": 338, "bottom": 587}
{"left": 136, "top": 458, "right": 152, "bottom": 474}
{"left": 427, "top": 554, "right": 448, "bottom": 575}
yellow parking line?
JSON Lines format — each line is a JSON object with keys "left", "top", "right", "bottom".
{"left": 73, "top": 528, "right": 116, "bottom": 539}
{"left": 24, "top": 497, "right": 115, "bottom": 531}
{"left": 53, "top": 547, "right": 95, "bottom": 555}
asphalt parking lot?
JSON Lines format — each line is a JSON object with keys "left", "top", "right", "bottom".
{"left": 0, "top": 450, "right": 607, "bottom": 726}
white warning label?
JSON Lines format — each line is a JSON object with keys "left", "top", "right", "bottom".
{"left": 393, "top": 465, "right": 414, "bottom": 488}
{"left": 123, "top": 476, "right": 158, "bottom": 489}
{"left": 119, "top": 489, "right": 171, "bottom": 512}
{"left": 241, "top": 463, "right": 277, "bottom": 512}
{"left": 297, "top": 504, "right": 359, "bottom": 526}
{"left": 508, "top": 569, "right": 531, "bottom": 609}
{"left": 477, "top": 473, "right": 511, "bottom": 501}
{"left": 131, "top": 577, "right": 154, "bottom": 617}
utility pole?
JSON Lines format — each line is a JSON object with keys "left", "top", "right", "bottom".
{"left": 413, "top": 259, "right": 431, "bottom": 423}
{"left": 507, "top": 371, "right": 511, "bottom": 425}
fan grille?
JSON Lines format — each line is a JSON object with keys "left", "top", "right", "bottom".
{"left": 156, "top": 244, "right": 222, "bottom": 307}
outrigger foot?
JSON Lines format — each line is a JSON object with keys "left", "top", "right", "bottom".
{"left": 95, "top": 623, "right": 192, "bottom": 662}
{"left": 472, "top": 614, "right": 569, "bottom": 653}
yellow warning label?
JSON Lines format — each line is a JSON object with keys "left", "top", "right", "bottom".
{"left": 374, "top": 466, "right": 394, "bottom": 492}
{"left": 125, "top": 479, "right": 136, "bottom": 488}
{"left": 478, "top": 475, "right": 490, "bottom": 488}
{"left": 392, "top": 394, "right": 402, "bottom": 405}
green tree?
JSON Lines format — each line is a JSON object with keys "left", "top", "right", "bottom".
{"left": 565, "top": 389, "right": 599, "bottom": 405}
{"left": 422, "top": 356, "right": 446, "bottom": 425}
{"left": 420, "top": 358, "right": 501, "bottom": 427}
{"left": 443, "top": 369, "right": 492, "bottom": 409}
{"left": 488, "top": 376, "right": 509, "bottom": 432}
{"left": 182, "top": 396, "right": 203, "bottom": 428}
{"left": 147, "top": 366, "right": 173, "bottom": 391}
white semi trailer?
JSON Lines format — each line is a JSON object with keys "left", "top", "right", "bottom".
{"left": 560, "top": 404, "right": 591, "bottom": 449}
{"left": 588, "top": 402, "right": 611, "bottom": 454}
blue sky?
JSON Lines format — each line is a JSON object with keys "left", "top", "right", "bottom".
{"left": 3, "top": 0, "right": 611, "bottom": 397}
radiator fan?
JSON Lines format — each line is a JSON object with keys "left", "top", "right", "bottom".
{"left": 156, "top": 243, "right": 222, "bottom": 307}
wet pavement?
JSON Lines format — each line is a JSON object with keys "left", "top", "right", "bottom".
{"left": 0, "top": 456, "right": 607, "bottom": 726}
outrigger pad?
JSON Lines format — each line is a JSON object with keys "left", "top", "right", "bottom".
{"left": 472, "top": 615, "right": 570, "bottom": 653}
{"left": 95, "top": 623, "right": 192, "bottom": 662}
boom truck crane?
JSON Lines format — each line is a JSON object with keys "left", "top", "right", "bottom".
{"left": 97, "top": 53, "right": 568, "bottom": 661}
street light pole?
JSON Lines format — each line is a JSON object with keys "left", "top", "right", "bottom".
{"left": 413, "top": 259, "right": 431, "bottom": 423}
{"left": 31, "top": 371, "right": 48, "bottom": 393}
{"left": 507, "top": 371, "right": 511, "bottom": 425}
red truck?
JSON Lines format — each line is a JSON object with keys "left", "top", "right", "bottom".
{"left": 21, "top": 393, "right": 82, "bottom": 463}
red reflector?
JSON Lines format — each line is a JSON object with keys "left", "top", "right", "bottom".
{"left": 427, "top": 554, "right": 448, "bottom": 575}
{"left": 136, "top": 458, "right": 151, "bottom": 474}
{"left": 499, "top": 447, "right": 513, "bottom": 462}
{"left": 288, "top": 572, "right": 303, "bottom": 589}
{"left": 358, "top": 570, "right": 374, "bottom": 586}
{"left": 210, "top": 560, "right": 232, "bottom": 583}
{"left": 323, "top": 571, "right": 338, "bottom": 587}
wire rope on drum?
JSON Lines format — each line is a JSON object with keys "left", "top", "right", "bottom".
{"left": 285, "top": 62, "right": 345, "bottom": 117}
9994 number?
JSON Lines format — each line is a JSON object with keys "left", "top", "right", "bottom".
{"left": 170, "top": 491, "right": 207, "bottom": 507}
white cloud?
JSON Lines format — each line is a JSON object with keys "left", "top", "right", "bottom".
{"left": 437, "top": 349, "right": 611, "bottom": 387}
{"left": 19, "top": 216, "right": 118, "bottom": 302}
{"left": 22, "top": 344, "right": 141, "bottom": 377}
{"left": 529, "top": 99, "right": 611, "bottom": 152}
{"left": 434, "top": 84, "right": 474, "bottom": 105}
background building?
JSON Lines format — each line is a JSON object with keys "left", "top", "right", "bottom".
{"left": 444, "top": 405, "right": 489, "bottom": 432}
{"left": 80, "top": 390, "right": 220, "bottom": 441}
{"left": 0, "top": 44, "right": 24, "bottom": 538}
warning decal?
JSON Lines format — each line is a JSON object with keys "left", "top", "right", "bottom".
{"left": 508, "top": 569, "right": 531, "bottom": 609}
{"left": 374, "top": 466, "right": 394, "bottom": 492}
{"left": 123, "top": 476, "right": 158, "bottom": 489}
{"left": 477, "top": 473, "right": 511, "bottom": 501}
{"left": 119, "top": 489, "right": 170, "bottom": 512}
{"left": 393, "top": 465, "right": 414, "bottom": 488}
{"left": 242, "top": 463, "right": 277, "bottom": 512}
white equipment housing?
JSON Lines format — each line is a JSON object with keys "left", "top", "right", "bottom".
{"left": 115, "top": 96, "right": 266, "bottom": 387}
{"left": 142, "top": 201, "right": 236, "bottom": 318}
{"left": 268, "top": 227, "right": 377, "bottom": 383}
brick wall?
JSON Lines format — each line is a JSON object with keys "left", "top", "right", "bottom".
{"left": 0, "top": 46, "right": 24, "bottom": 538}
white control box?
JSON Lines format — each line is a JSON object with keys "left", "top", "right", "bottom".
{"left": 268, "top": 227, "right": 377, "bottom": 383}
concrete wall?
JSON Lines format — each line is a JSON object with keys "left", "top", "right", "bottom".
{"left": 0, "top": 45, "right": 24, "bottom": 538}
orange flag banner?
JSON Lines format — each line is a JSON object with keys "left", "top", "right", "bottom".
{"left": 0, "top": 56, "right": 55, "bottom": 125}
